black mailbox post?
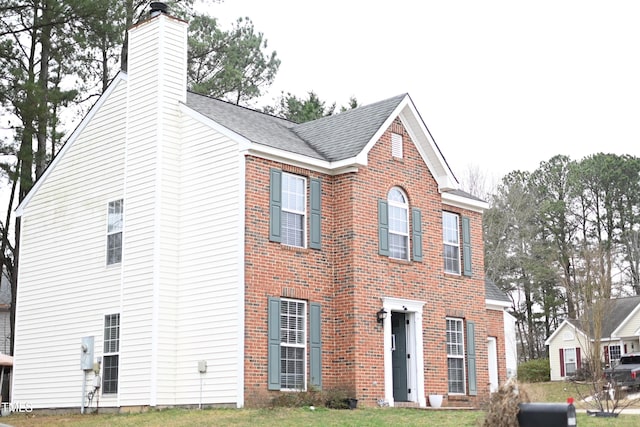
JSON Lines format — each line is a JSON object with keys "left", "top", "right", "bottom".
{"left": 518, "top": 402, "right": 577, "bottom": 427}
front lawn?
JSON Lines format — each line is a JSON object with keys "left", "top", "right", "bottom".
{"left": 4, "top": 406, "right": 640, "bottom": 427}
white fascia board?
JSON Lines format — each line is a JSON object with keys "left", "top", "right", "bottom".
{"left": 356, "top": 96, "right": 409, "bottom": 163}
{"left": 16, "top": 72, "right": 128, "bottom": 217}
{"left": 612, "top": 302, "right": 640, "bottom": 338}
{"left": 544, "top": 320, "right": 589, "bottom": 346}
{"left": 399, "top": 101, "right": 459, "bottom": 191}
{"left": 486, "top": 299, "right": 510, "bottom": 310}
{"left": 442, "top": 191, "right": 489, "bottom": 213}
{"left": 544, "top": 319, "right": 571, "bottom": 346}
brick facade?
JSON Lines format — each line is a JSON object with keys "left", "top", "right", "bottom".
{"left": 244, "top": 118, "right": 500, "bottom": 407}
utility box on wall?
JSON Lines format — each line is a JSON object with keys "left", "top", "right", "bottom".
{"left": 80, "top": 336, "right": 94, "bottom": 370}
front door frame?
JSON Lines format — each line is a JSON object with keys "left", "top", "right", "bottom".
{"left": 382, "top": 297, "right": 426, "bottom": 407}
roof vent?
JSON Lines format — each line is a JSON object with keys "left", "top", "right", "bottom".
{"left": 150, "top": 2, "right": 168, "bottom": 17}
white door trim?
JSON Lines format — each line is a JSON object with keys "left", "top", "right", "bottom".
{"left": 487, "top": 337, "right": 498, "bottom": 393}
{"left": 382, "top": 297, "right": 426, "bottom": 407}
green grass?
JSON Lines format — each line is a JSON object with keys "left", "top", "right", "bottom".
{"left": 3, "top": 407, "right": 485, "bottom": 427}
{"left": 3, "top": 383, "right": 640, "bottom": 427}
{"left": 5, "top": 406, "right": 640, "bottom": 427}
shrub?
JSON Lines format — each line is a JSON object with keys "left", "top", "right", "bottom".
{"left": 517, "top": 358, "right": 550, "bottom": 383}
{"left": 270, "top": 387, "right": 354, "bottom": 409}
{"left": 482, "top": 380, "right": 530, "bottom": 427}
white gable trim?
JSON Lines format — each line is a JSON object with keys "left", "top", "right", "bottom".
{"left": 399, "top": 100, "right": 458, "bottom": 191}
{"left": 544, "top": 320, "right": 589, "bottom": 346}
{"left": 612, "top": 301, "right": 640, "bottom": 337}
{"left": 442, "top": 191, "right": 488, "bottom": 213}
{"left": 486, "top": 299, "right": 510, "bottom": 311}
{"left": 15, "top": 72, "right": 128, "bottom": 217}
{"left": 355, "top": 95, "right": 460, "bottom": 192}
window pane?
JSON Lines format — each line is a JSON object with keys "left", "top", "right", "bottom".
{"left": 282, "top": 175, "right": 305, "bottom": 212}
{"left": 108, "top": 200, "right": 123, "bottom": 233}
{"left": 389, "top": 234, "right": 408, "bottom": 259}
{"left": 443, "top": 213, "right": 459, "bottom": 244}
{"left": 388, "top": 188, "right": 405, "bottom": 203}
{"left": 447, "top": 358, "right": 465, "bottom": 393}
{"left": 107, "top": 233, "right": 122, "bottom": 265}
{"left": 282, "top": 212, "right": 304, "bottom": 247}
{"left": 389, "top": 205, "right": 408, "bottom": 233}
{"left": 103, "top": 355, "right": 119, "bottom": 394}
{"left": 281, "top": 347, "right": 304, "bottom": 389}
{"left": 444, "top": 244, "right": 460, "bottom": 274}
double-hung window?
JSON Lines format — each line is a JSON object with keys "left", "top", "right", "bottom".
{"left": 378, "top": 188, "right": 422, "bottom": 261}
{"left": 107, "top": 200, "right": 123, "bottom": 265}
{"left": 388, "top": 188, "right": 409, "bottom": 260}
{"left": 268, "top": 297, "right": 322, "bottom": 391}
{"left": 270, "top": 169, "right": 322, "bottom": 249}
{"left": 281, "top": 173, "right": 306, "bottom": 247}
{"left": 446, "top": 318, "right": 465, "bottom": 394}
{"left": 103, "top": 314, "right": 120, "bottom": 394}
{"left": 443, "top": 212, "right": 460, "bottom": 274}
{"left": 564, "top": 348, "right": 577, "bottom": 376}
{"left": 280, "top": 299, "right": 306, "bottom": 390}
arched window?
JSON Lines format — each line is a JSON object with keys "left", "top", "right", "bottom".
{"left": 388, "top": 187, "right": 409, "bottom": 260}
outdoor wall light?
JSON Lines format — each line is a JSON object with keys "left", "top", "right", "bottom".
{"left": 377, "top": 308, "right": 388, "bottom": 323}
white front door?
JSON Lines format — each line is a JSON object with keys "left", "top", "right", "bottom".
{"left": 487, "top": 337, "right": 498, "bottom": 393}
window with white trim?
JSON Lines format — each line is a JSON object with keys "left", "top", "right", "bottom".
{"left": 388, "top": 188, "right": 409, "bottom": 260}
{"left": 564, "top": 347, "right": 577, "bottom": 376}
{"left": 446, "top": 318, "right": 466, "bottom": 394}
{"left": 281, "top": 173, "right": 306, "bottom": 247}
{"left": 107, "top": 200, "right": 123, "bottom": 265}
{"left": 609, "top": 345, "right": 621, "bottom": 364}
{"left": 280, "top": 299, "right": 306, "bottom": 390}
{"left": 443, "top": 212, "right": 461, "bottom": 274}
{"left": 103, "top": 313, "right": 120, "bottom": 394}
{"left": 391, "top": 132, "right": 403, "bottom": 158}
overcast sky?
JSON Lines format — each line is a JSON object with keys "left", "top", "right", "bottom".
{"left": 205, "top": 0, "right": 640, "bottom": 182}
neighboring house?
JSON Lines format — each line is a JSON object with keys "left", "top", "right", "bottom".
{"left": 12, "top": 4, "right": 507, "bottom": 410}
{"left": 545, "top": 295, "right": 640, "bottom": 381}
{"left": 0, "top": 274, "right": 10, "bottom": 356}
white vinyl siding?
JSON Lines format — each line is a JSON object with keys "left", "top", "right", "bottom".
{"left": 443, "top": 212, "right": 461, "bottom": 274}
{"left": 12, "top": 77, "right": 127, "bottom": 408}
{"left": 175, "top": 116, "right": 243, "bottom": 405}
{"left": 13, "top": 14, "right": 244, "bottom": 410}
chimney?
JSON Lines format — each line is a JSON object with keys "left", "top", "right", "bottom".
{"left": 121, "top": 4, "right": 187, "bottom": 406}
{"left": 149, "top": 2, "right": 168, "bottom": 17}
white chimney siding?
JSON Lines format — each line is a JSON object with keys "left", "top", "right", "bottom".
{"left": 13, "top": 7, "right": 245, "bottom": 409}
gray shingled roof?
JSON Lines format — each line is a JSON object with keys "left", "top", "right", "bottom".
{"left": 485, "top": 279, "right": 510, "bottom": 303}
{"left": 186, "top": 92, "right": 407, "bottom": 162}
{"left": 569, "top": 296, "right": 640, "bottom": 338}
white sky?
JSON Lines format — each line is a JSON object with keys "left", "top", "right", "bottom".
{"left": 206, "top": 0, "right": 640, "bottom": 182}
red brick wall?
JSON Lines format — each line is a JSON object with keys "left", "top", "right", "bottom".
{"left": 243, "top": 117, "right": 490, "bottom": 407}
